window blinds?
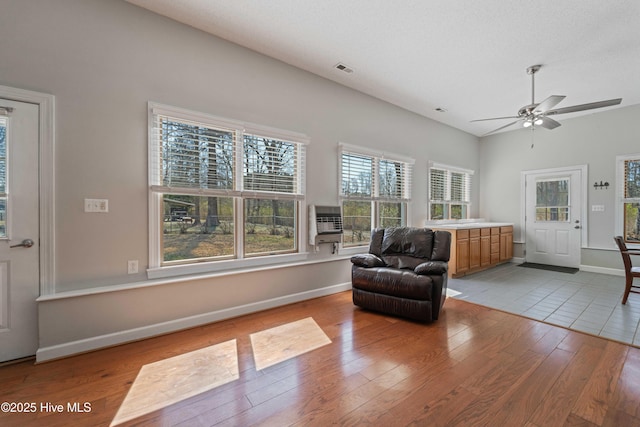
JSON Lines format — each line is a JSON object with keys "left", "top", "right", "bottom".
{"left": 340, "top": 145, "right": 413, "bottom": 201}
{"left": 0, "top": 117, "right": 6, "bottom": 195}
{"left": 429, "top": 164, "right": 473, "bottom": 203}
{"left": 243, "top": 134, "right": 304, "bottom": 196}
{"left": 150, "top": 109, "right": 306, "bottom": 199}
{"left": 152, "top": 115, "right": 236, "bottom": 193}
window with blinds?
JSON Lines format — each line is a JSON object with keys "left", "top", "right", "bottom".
{"left": 151, "top": 115, "right": 235, "bottom": 194}
{"left": 0, "top": 116, "right": 7, "bottom": 239}
{"left": 340, "top": 148, "right": 412, "bottom": 201}
{"left": 149, "top": 103, "right": 308, "bottom": 271}
{"left": 339, "top": 144, "right": 414, "bottom": 246}
{"left": 619, "top": 156, "right": 640, "bottom": 243}
{"left": 428, "top": 163, "right": 473, "bottom": 220}
{"left": 243, "top": 134, "right": 303, "bottom": 196}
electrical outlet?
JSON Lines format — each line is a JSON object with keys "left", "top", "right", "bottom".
{"left": 127, "top": 260, "right": 138, "bottom": 274}
{"left": 84, "top": 198, "right": 109, "bottom": 213}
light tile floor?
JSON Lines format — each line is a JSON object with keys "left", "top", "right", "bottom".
{"left": 448, "top": 263, "right": 640, "bottom": 347}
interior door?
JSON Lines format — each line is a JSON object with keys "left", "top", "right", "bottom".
{"left": 525, "top": 169, "right": 581, "bottom": 268}
{"left": 0, "top": 99, "right": 40, "bottom": 362}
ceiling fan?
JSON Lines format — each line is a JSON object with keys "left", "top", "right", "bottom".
{"left": 472, "top": 65, "right": 622, "bottom": 136}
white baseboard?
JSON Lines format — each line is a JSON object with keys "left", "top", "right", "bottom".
{"left": 579, "top": 265, "right": 624, "bottom": 276}
{"left": 36, "top": 282, "right": 352, "bottom": 363}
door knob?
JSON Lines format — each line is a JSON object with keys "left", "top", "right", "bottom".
{"left": 574, "top": 225, "right": 581, "bottom": 229}
{"left": 10, "top": 238, "right": 34, "bottom": 248}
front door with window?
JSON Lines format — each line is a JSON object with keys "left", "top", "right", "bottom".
{"left": 0, "top": 99, "right": 40, "bottom": 362}
{"left": 525, "top": 169, "right": 582, "bottom": 268}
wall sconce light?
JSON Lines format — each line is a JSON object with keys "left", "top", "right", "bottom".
{"left": 594, "top": 181, "right": 609, "bottom": 190}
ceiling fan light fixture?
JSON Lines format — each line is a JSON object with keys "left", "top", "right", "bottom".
{"left": 473, "top": 64, "right": 622, "bottom": 136}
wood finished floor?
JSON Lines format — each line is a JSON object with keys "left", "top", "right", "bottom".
{"left": 2, "top": 291, "right": 640, "bottom": 426}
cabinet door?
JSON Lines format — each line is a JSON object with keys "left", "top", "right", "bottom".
{"left": 469, "top": 229, "right": 481, "bottom": 270}
{"left": 457, "top": 239, "right": 470, "bottom": 272}
{"left": 500, "top": 230, "right": 513, "bottom": 261}
{"left": 505, "top": 232, "right": 513, "bottom": 259}
{"left": 457, "top": 230, "right": 470, "bottom": 273}
{"left": 481, "top": 235, "right": 491, "bottom": 266}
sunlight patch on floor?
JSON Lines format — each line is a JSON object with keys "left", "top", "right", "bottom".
{"left": 250, "top": 317, "right": 331, "bottom": 370}
{"left": 110, "top": 339, "right": 238, "bottom": 426}
{"left": 446, "top": 288, "right": 462, "bottom": 297}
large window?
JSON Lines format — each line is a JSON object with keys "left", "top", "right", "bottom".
{"left": 149, "top": 104, "right": 307, "bottom": 276}
{"left": 617, "top": 154, "right": 640, "bottom": 244}
{"left": 428, "top": 162, "right": 473, "bottom": 220}
{"left": 339, "top": 143, "right": 413, "bottom": 247}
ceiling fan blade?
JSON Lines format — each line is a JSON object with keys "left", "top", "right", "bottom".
{"left": 538, "top": 117, "right": 561, "bottom": 130}
{"left": 546, "top": 98, "right": 622, "bottom": 116}
{"left": 534, "top": 95, "right": 565, "bottom": 113}
{"left": 482, "top": 120, "right": 522, "bottom": 136}
{"left": 471, "top": 116, "right": 519, "bottom": 123}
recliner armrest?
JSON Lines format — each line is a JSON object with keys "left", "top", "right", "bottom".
{"left": 414, "top": 261, "right": 448, "bottom": 275}
{"left": 351, "top": 254, "right": 385, "bottom": 268}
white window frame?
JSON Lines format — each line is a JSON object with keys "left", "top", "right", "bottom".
{"left": 615, "top": 153, "right": 640, "bottom": 247}
{"left": 428, "top": 161, "right": 474, "bottom": 220}
{"left": 339, "top": 143, "right": 414, "bottom": 248}
{"left": 147, "top": 103, "right": 309, "bottom": 279}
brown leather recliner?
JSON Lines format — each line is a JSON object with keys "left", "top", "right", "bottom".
{"left": 350, "top": 227, "right": 451, "bottom": 322}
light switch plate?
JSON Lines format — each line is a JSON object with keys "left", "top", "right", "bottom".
{"left": 84, "top": 198, "right": 109, "bottom": 213}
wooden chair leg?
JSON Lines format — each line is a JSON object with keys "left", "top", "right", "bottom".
{"left": 623, "top": 277, "right": 632, "bottom": 304}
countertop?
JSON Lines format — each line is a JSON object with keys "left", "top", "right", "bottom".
{"left": 426, "top": 222, "right": 513, "bottom": 230}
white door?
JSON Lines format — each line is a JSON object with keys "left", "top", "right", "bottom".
{"left": 525, "top": 169, "right": 582, "bottom": 268}
{"left": 0, "top": 99, "right": 40, "bottom": 362}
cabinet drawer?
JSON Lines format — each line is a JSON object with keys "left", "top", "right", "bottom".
{"left": 470, "top": 228, "right": 481, "bottom": 238}
{"left": 457, "top": 229, "right": 469, "bottom": 239}
{"left": 491, "top": 227, "right": 500, "bottom": 235}
{"left": 491, "top": 242, "right": 500, "bottom": 253}
{"left": 500, "top": 226, "right": 513, "bottom": 233}
{"left": 481, "top": 228, "right": 491, "bottom": 236}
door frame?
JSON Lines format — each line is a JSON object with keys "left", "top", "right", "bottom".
{"left": 520, "top": 164, "right": 588, "bottom": 261}
{"left": 0, "top": 85, "right": 55, "bottom": 295}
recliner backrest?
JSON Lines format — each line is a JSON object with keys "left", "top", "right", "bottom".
{"left": 381, "top": 227, "right": 433, "bottom": 258}
{"left": 368, "top": 227, "right": 451, "bottom": 269}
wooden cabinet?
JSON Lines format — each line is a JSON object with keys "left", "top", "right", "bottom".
{"left": 434, "top": 224, "right": 513, "bottom": 278}
{"left": 456, "top": 229, "right": 469, "bottom": 273}
{"left": 469, "top": 228, "right": 481, "bottom": 270}
{"left": 500, "top": 226, "right": 513, "bottom": 261}
{"left": 490, "top": 227, "right": 500, "bottom": 265}
{"left": 480, "top": 228, "right": 491, "bottom": 267}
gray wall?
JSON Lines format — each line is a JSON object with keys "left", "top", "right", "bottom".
{"left": 1, "top": 0, "right": 480, "bottom": 358}
{"left": 479, "top": 104, "right": 640, "bottom": 269}
{"left": 1, "top": 0, "right": 480, "bottom": 291}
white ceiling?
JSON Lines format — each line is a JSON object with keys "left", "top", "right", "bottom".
{"left": 126, "top": 0, "right": 640, "bottom": 137}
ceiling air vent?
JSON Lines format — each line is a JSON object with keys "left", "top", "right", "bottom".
{"left": 335, "top": 63, "right": 354, "bottom": 74}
